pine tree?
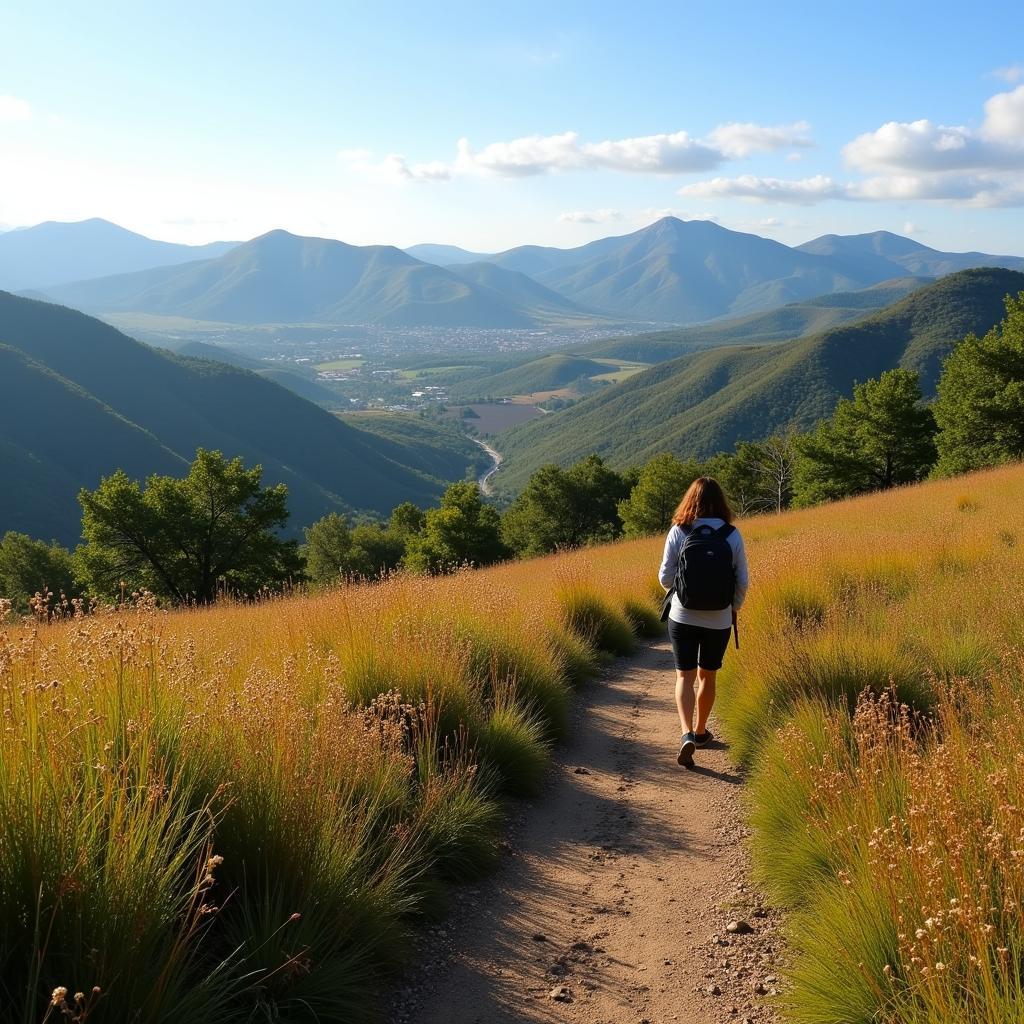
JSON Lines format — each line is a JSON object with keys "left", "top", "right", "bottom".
{"left": 933, "top": 291, "right": 1024, "bottom": 475}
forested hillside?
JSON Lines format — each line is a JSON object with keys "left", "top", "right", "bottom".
{"left": 495, "top": 268, "right": 1024, "bottom": 490}
{"left": 0, "top": 292, "right": 479, "bottom": 543}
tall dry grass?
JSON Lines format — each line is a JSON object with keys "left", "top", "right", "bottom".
{"left": 5, "top": 463, "right": 1024, "bottom": 1022}
{"left": 715, "top": 463, "right": 1024, "bottom": 1022}
{"left": 0, "top": 541, "right": 659, "bottom": 1022}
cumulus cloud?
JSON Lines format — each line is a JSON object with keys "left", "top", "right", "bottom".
{"left": 842, "top": 86, "right": 1024, "bottom": 173}
{"left": 342, "top": 121, "right": 813, "bottom": 183}
{"left": 682, "top": 87, "right": 1024, "bottom": 208}
{"left": 678, "top": 171, "right": 1024, "bottom": 208}
{"left": 557, "top": 208, "right": 622, "bottom": 224}
{"left": 983, "top": 84, "right": 1024, "bottom": 140}
{"left": 705, "top": 121, "right": 812, "bottom": 158}
{"left": 0, "top": 95, "right": 31, "bottom": 122}
{"left": 679, "top": 174, "right": 847, "bottom": 203}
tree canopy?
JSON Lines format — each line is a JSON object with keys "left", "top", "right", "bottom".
{"left": 617, "top": 453, "right": 702, "bottom": 537}
{"left": 403, "top": 482, "right": 506, "bottom": 574}
{"left": 794, "top": 369, "right": 936, "bottom": 506}
{"left": 501, "top": 455, "right": 630, "bottom": 556}
{"left": 78, "top": 449, "right": 302, "bottom": 603}
{"left": 933, "top": 291, "right": 1024, "bottom": 475}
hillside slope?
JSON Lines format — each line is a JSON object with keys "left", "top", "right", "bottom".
{"left": 449, "top": 353, "right": 611, "bottom": 400}
{"left": 42, "top": 230, "right": 607, "bottom": 328}
{"left": 0, "top": 218, "right": 236, "bottom": 291}
{"left": 0, "top": 292, "right": 479, "bottom": 544}
{"left": 798, "top": 229, "right": 1024, "bottom": 279}
{"left": 488, "top": 217, "right": 865, "bottom": 322}
{"left": 495, "top": 268, "right": 1024, "bottom": 490}
{"left": 566, "top": 277, "right": 928, "bottom": 362}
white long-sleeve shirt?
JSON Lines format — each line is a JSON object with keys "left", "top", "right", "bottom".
{"left": 658, "top": 518, "right": 749, "bottom": 630}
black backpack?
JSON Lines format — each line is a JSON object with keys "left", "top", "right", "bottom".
{"left": 673, "top": 522, "right": 736, "bottom": 610}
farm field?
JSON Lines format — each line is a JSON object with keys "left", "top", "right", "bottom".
{"left": 315, "top": 357, "right": 365, "bottom": 371}
{"left": 447, "top": 401, "right": 547, "bottom": 433}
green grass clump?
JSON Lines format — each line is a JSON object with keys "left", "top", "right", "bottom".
{"left": 479, "top": 701, "right": 551, "bottom": 797}
{"left": 621, "top": 595, "right": 664, "bottom": 638}
{"left": 557, "top": 581, "right": 637, "bottom": 655}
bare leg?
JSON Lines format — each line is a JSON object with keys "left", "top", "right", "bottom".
{"left": 695, "top": 668, "right": 717, "bottom": 734}
{"left": 675, "top": 668, "right": 698, "bottom": 734}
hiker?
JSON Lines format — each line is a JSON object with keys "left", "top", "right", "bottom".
{"left": 658, "top": 477, "right": 748, "bottom": 768}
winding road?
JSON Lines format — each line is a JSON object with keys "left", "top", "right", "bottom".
{"left": 474, "top": 439, "right": 503, "bottom": 495}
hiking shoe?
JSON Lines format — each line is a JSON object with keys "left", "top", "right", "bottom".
{"left": 677, "top": 731, "right": 696, "bottom": 767}
{"left": 694, "top": 729, "right": 714, "bottom": 748}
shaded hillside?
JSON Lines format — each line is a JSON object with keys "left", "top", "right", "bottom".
{"left": 344, "top": 413, "right": 487, "bottom": 481}
{"left": 495, "top": 268, "right": 1024, "bottom": 491}
{"left": 566, "top": 277, "right": 928, "bottom": 362}
{"left": 42, "top": 230, "right": 607, "bottom": 328}
{"left": 449, "top": 353, "right": 610, "bottom": 400}
{"left": 0, "top": 218, "right": 236, "bottom": 291}
{"left": 0, "top": 292, "right": 480, "bottom": 544}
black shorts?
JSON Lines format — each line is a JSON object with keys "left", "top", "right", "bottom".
{"left": 667, "top": 620, "right": 732, "bottom": 671}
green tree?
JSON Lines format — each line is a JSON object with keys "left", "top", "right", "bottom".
{"left": 389, "top": 502, "right": 425, "bottom": 538}
{"left": 403, "top": 482, "right": 506, "bottom": 574}
{"left": 617, "top": 453, "right": 703, "bottom": 537}
{"left": 346, "top": 523, "right": 406, "bottom": 579}
{"left": 502, "top": 455, "right": 630, "bottom": 556}
{"left": 78, "top": 449, "right": 302, "bottom": 603}
{"left": 793, "top": 369, "right": 937, "bottom": 506}
{"left": 303, "top": 512, "right": 353, "bottom": 585}
{"left": 933, "top": 291, "right": 1024, "bottom": 475}
{"left": 0, "top": 532, "right": 79, "bottom": 614}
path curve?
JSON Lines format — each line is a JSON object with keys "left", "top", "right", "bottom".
{"left": 390, "top": 638, "right": 784, "bottom": 1024}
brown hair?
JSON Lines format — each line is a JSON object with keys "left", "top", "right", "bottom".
{"left": 672, "top": 477, "right": 733, "bottom": 527}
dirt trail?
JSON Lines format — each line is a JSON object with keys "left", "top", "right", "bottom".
{"left": 390, "top": 638, "right": 784, "bottom": 1024}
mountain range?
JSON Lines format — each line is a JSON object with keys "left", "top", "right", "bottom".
{"left": 0, "top": 218, "right": 237, "bottom": 292}
{"left": 29, "top": 217, "right": 1024, "bottom": 329}
{"left": 42, "top": 229, "right": 601, "bottom": 328}
{"left": 493, "top": 268, "right": 1024, "bottom": 492}
{"left": 0, "top": 291, "right": 481, "bottom": 545}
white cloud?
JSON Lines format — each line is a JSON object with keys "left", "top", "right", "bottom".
{"left": 678, "top": 171, "right": 1024, "bottom": 208}
{"left": 679, "top": 174, "right": 847, "bottom": 203}
{"left": 902, "top": 221, "right": 923, "bottom": 235}
{"left": 557, "top": 208, "right": 622, "bottom": 224}
{"left": 683, "top": 87, "right": 1024, "bottom": 208}
{"left": 341, "top": 151, "right": 451, "bottom": 183}
{"left": 705, "top": 120, "right": 812, "bottom": 158}
{"left": 343, "top": 121, "right": 813, "bottom": 184}
{"left": 989, "top": 64, "right": 1024, "bottom": 84}
{"left": 0, "top": 95, "right": 31, "bottom": 122}
{"left": 842, "top": 87, "right": 1024, "bottom": 173}
{"left": 983, "top": 84, "right": 1024, "bottom": 140}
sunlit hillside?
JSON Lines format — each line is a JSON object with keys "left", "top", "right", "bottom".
{"left": 2, "top": 462, "right": 1023, "bottom": 1022}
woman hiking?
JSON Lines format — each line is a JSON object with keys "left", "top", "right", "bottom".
{"left": 658, "top": 477, "right": 749, "bottom": 768}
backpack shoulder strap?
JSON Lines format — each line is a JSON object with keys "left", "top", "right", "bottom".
{"left": 715, "top": 523, "right": 736, "bottom": 539}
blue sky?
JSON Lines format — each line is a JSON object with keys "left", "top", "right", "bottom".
{"left": 2, "top": 0, "right": 1023, "bottom": 252}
